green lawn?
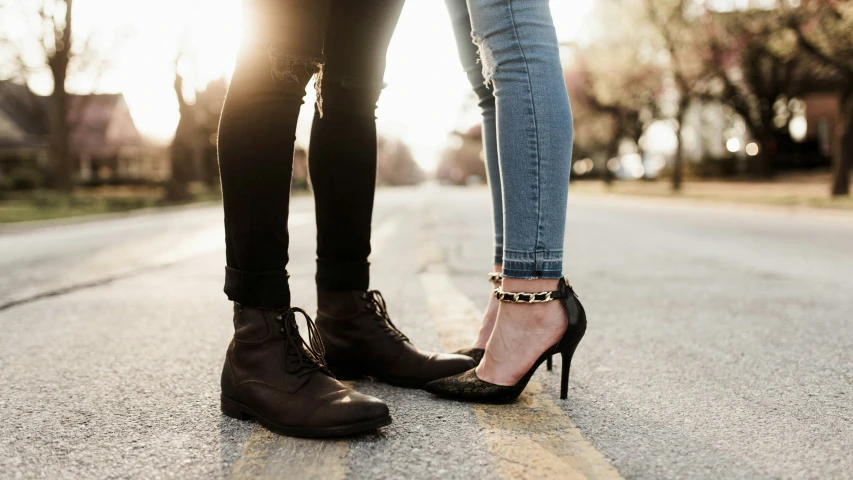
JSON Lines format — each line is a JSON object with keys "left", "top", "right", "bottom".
{"left": 0, "top": 188, "right": 222, "bottom": 224}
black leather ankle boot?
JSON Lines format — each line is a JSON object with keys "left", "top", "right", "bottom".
{"left": 316, "top": 289, "right": 476, "bottom": 388}
{"left": 221, "top": 304, "right": 391, "bottom": 437}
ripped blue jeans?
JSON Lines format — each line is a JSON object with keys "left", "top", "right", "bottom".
{"left": 445, "top": 0, "right": 573, "bottom": 279}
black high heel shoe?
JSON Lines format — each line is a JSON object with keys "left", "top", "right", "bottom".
{"left": 453, "top": 272, "right": 554, "bottom": 370}
{"left": 425, "top": 278, "right": 586, "bottom": 403}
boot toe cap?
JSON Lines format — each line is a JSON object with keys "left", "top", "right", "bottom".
{"left": 322, "top": 391, "right": 390, "bottom": 426}
{"left": 425, "top": 353, "right": 477, "bottom": 380}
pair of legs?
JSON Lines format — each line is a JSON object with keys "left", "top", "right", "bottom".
{"left": 218, "top": 0, "right": 474, "bottom": 437}
{"left": 444, "top": 0, "right": 575, "bottom": 386}
{"left": 219, "top": 0, "right": 403, "bottom": 307}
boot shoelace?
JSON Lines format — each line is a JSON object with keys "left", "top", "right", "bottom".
{"left": 362, "top": 290, "right": 410, "bottom": 343}
{"left": 275, "top": 307, "right": 330, "bottom": 377}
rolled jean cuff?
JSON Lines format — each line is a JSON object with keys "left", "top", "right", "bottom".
{"left": 224, "top": 266, "right": 291, "bottom": 309}
{"left": 316, "top": 258, "right": 370, "bottom": 291}
{"left": 501, "top": 249, "right": 563, "bottom": 279}
{"left": 494, "top": 244, "right": 503, "bottom": 266}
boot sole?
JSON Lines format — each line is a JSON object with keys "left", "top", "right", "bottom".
{"left": 221, "top": 396, "right": 392, "bottom": 438}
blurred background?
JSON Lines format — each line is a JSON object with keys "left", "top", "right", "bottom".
{"left": 2, "top": 3, "right": 853, "bottom": 477}
{"left": 0, "top": 0, "right": 851, "bottom": 222}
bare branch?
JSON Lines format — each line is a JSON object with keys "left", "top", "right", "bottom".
{"left": 788, "top": 16, "right": 853, "bottom": 79}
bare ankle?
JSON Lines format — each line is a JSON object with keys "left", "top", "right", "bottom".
{"left": 501, "top": 277, "right": 561, "bottom": 293}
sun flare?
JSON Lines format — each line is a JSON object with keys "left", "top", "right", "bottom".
{"left": 78, "top": 0, "right": 592, "bottom": 165}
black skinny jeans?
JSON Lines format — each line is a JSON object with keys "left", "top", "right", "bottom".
{"left": 218, "top": 0, "right": 405, "bottom": 309}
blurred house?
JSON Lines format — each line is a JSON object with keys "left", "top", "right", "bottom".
{"left": 438, "top": 124, "right": 487, "bottom": 185}
{"left": 0, "top": 80, "right": 156, "bottom": 187}
{"left": 803, "top": 93, "right": 839, "bottom": 161}
{"left": 377, "top": 136, "right": 424, "bottom": 186}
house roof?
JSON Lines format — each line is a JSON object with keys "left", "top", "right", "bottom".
{"left": 0, "top": 80, "right": 142, "bottom": 151}
{"left": 0, "top": 81, "right": 50, "bottom": 147}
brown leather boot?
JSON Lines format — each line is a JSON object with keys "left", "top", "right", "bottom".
{"left": 316, "top": 290, "right": 476, "bottom": 388}
{"left": 220, "top": 304, "right": 391, "bottom": 438}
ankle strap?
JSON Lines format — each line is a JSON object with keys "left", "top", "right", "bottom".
{"left": 493, "top": 278, "right": 572, "bottom": 303}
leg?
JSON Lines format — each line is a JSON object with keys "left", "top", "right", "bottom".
{"left": 446, "top": 0, "right": 503, "bottom": 353}
{"left": 217, "top": 0, "right": 391, "bottom": 437}
{"left": 469, "top": 0, "right": 572, "bottom": 278}
{"left": 468, "top": 0, "right": 574, "bottom": 385}
{"left": 425, "top": 0, "right": 586, "bottom": 401}
{"left": 219, "top": 0, "right": 329, "bottom": 308}
{"left": 312, "top": 0, "right": 476, "bottom": 387}
{"left": 445, "top": 0, "right": 503, "bottom": 266}
{"left": 309, "top": 0, "right": 406, "bottom": 291}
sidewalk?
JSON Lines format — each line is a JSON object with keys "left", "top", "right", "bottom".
{"left": 570, "top": 174, "right": 853, "bottom": 213}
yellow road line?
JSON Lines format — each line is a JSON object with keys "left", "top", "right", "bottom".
{"left": 230, "top": 425, "right": 349, "bottom": 480}
{"left": 419, "top": 259, "right": 623, "bottom": 480}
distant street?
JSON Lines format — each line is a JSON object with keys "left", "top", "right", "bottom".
{"left": 1, "top": 186, "right": 851, "bottom": 479}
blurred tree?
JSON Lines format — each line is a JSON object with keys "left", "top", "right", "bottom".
{"left": 786, "top": 0, "right": 853, "bottom": 196}
{"left": 164, "top": 59, "right": 227, "bottom": 202}
{"left": 566, "top": 0, "right": 662, "bottom": 184}
{"left": 0, "top": 0, "right": 123, "bottom": 191}
{"left": 644, "top": 0, "right": 717, "bottom": 191}
{"left": 706, "top": 7, "right": 832, "bottom": 178}
{"left": 164, "top": 17, "right": 227, "bottom": 203}
{"left": 164, "top": 58, "right": 195, "bottom": 202}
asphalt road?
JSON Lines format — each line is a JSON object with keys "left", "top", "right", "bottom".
{"left": 1, "top": 186, "right": 851, "bottom": 479}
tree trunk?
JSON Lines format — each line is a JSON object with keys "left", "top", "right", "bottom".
{"left": 164, "top": 70, "right": 194, "bottom": 202}
{"left": 754, "top": 132, "right": 776, "bottom": 179}
{"left": 49, "top": 74, "right": 72, "bottom": 191}
{"left": 830, "top": 89, "right": 852, "bottom": 197}
{"left": 48, "top": 0, "right": 74, "bottom": 192}
{"left": 603, "top": 138, "right": 618, "bottom": 186}
{"left": 672, "top": 107, "right": 686, "bottom": 192}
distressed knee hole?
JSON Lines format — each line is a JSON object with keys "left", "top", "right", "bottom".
{"left": 267, "top": 44, "right": 326, "bottom": 114}
{"left": 471, "top": 32, "right": 497, "bottom": 87}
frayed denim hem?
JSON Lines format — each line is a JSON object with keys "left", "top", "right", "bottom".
{"left": 501, "top": 249, "right": 563, "bottom": 279}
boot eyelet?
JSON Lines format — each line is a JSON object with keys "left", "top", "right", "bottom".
{"left": 360, "top": 293, "right": 368, "bottom": 300}
{"left": 280, "top": 327, "right": 285, "bottom": 333}
{"left": 276, "top": 315, "right": 282, "bottom": 321}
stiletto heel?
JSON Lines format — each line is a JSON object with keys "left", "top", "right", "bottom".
{"left": 547, "top": 355, "right": 553, "bottom": 371}
{"left": 425, "top": 278, "right": 586, "bottom": 404}
{"left": 559, "top": 339, "right": 581, "bottom": 399}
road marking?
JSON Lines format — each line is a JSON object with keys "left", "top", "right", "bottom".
{"left": 370, "top": 214, "right": 400, "bottom": 256}
{"left": 230, "top": 426, "right": 349, "bottom": 480}
{"left": 419, "top": 244, "right": 623, "bottom": 480}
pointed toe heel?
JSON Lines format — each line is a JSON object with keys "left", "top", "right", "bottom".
{"left": 425, "top": 278, "right": 586, "bottom": 403}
